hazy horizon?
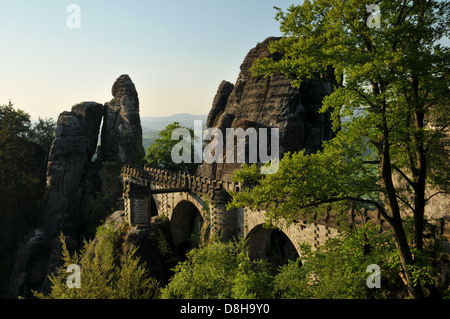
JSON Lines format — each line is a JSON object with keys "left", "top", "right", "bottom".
{"left": 0, "top": 1, "right": 297, "bottom": 120}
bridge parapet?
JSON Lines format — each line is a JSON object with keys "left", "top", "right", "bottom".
{"left": 121, "top": 165, "right": 242, "bottom": 232}
{"left": 121, "top": 165, "right": 389, "bottom": 231}
{"left": 121, "top": 165, "right": 241, "bottom": 201}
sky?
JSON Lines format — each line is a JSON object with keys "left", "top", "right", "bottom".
{"left": 0, "top": 0, "right": 298, "bottom": 120}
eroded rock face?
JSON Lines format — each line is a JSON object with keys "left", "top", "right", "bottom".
{"left": 101, "top": 74, "right": 144, "bottom": 164}
{"left": 41, "top": 102, "right": 104, "bottom": 238}
{"left": 71, "top": 102, "right": 104, "bottom": 158}
{"left": 206, "top": 80, "right": 235, "bottom": 129}
{"left": 197, "top": 37, "right": 335, "bottom": 181}
{"left": 10, "top": 103, "right": 102, "bottom": 297}
{"left": 8, "top": 229, "right": 47, "bottom": 298}
{"left": 9, "top": 76, "right": 145, "bottom": 298}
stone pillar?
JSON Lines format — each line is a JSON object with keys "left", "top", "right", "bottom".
{"left": 123, "top": 182, "right": 151, "bottom": 227}
{"left": 210, "top": 188, "right": 236, "bottom": 242}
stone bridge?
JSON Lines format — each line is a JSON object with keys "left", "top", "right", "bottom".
{"left": 121, "top": 165, "right": 390, "bottom": 266}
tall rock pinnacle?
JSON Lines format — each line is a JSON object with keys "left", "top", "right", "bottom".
{"left": 101, "top": 74, "right": 144, "bottom": 164}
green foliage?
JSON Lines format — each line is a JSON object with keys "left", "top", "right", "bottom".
{"left": 145, "top": 121, "right": 200, "bottom": 174}
{"left": 86, "top": 193, "right": 117, "bottom": 237}
{"left": 274, "top": 224, "right": 409, "bottom": 299}
{"left": 247, "top": 0, "right": 450, "bottom": 212}
{"left": 160, "top": 222, "right": 442, "bottom": 299}
{"left": 160, "top": 238, "right": 274, "bottom": 299}
{"left": 35, "top": 226, "right": 160, "bottom": 299}
{"left": 0, "top": 102, "right": 46, "bottom": 297}
{"left": 34, "top": 221, "right": 444, "bottom": 299}
{"left": 27, "top": 117, "right": 56, "bottom": 158}
{"left": 235, "top": 0, "right": 449, "bottom": 297}
{"left": 231, "top": 163, "right": 264, "bottom": 186}
{"left": 228, "top": 129, "right": 379, "bottom": 225}
{"left": 0, "top": 101, "right": 31, "bottom": 136}
{"left": 250, "top": 0, "right": 450, "bottom": 209}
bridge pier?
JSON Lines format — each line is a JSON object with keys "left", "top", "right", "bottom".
{"left": 209, "top": 201, "right": 237, "bottom": 242}
{"left": 123, "top": 182, "right": 151, "bottom": 227}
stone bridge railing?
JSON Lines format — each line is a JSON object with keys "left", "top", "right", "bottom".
{"left": 121, "top": 165, "right": 241, "bottom": 201}
{"left": 121, "top": 165, "right": 244, "bottom": 227}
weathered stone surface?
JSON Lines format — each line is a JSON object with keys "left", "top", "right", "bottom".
{"left": 71, "top": 102, "right": 104, "bottom": 158}
{"left": 206, "top": 80, "right": 234, "bottom": 129}
{"left": 41, "top": 102, "right": 103, "bottom": 238}
{"left": 197, "top": 37, "right": 334, "bottom": 181}
{"left": 42, "top": 111, "right": 92, "bottom": 237}
{"left": 92, "top": 211, "right": 176, "bottom": 283}
{"left": 101, "top": 74, "right": 144, "bottom": 164}
{"left": 8, "top": 231, "right": 77, "bottom": 298}
{"left": 9, "top": 76, "right": 146, "bottom": 298}
{"left": 8, "top": 229, "right": 48, "bottom": 298}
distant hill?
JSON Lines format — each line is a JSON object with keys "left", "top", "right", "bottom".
{"left": 141, "top": 113, "right": 207, "bottom": 133}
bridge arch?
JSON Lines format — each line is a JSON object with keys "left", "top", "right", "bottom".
{"left": 170, "top": 199, "right": 205, "bottom": 257}
{"left": 245, "top": 224, "right": 300, "bottom": 268}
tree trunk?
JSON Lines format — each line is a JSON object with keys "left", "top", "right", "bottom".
{"left": 414, "top": 183, "right": 425, "bottom": 251}
{"left": 390, "top": 219, "right": 424, "bottom": 299}
{"left": 379, "top": 115, "right": 425, "bottom": 298}
{"left": 413, "top": 108, "right": 427, "bottom": 251}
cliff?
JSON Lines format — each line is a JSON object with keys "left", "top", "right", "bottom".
{"left": 196, "top": 37, "right": 335, "bottom": 181}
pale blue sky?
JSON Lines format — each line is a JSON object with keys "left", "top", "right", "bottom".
{"left": 0, "top": 0, "right": 298, "bottom": 119}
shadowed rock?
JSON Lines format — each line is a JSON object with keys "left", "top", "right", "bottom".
{"left": 101, "top": 74, "right": 144, "bottom": 164}
{"left": 197, "top": 37, "right": 335, "bottom": 181}
{"left": 9, "top": 76, "right": 145, "bottom": 298}
{"left": 42, "top": 103, "right": 102, "bottom": 238}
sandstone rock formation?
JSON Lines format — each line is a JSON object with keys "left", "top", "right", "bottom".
{"left": 8, "top": 229, "right": 47, "bottom": 298}
{"left": 196, "top": 37, "right": 335, "bottom": 181}
{"left": 9, "top": 76, "right": 144, "bottom": 298}
{"left": 205, "top": 80, "right": 235, "bottom": 129}
{"left": 101, "top": 74, "right": 144, "bottom": 164}
{"left": 41, "top": 102, "right": 103, "bottom": 238}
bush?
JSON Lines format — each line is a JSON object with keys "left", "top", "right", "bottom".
{"left": 160, "top": 238, "right": 274, "bottom": 299}
{"left": 34, "top": 225, "right": 160, "bottom": 299}
{"left": 273, "top": 224, "right": 406, "bottom": 299}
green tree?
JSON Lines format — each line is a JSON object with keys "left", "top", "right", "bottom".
{"left": 145, "top": 121, "right": 200, "bottom": 173}
{"left": 27, "top": 117, "right": 56, "bottom": 160}
{"left": 230, "top": 0, "right": 449, "bottom": 298}
{"left": 274, "top": 224, "right": 403, "bottom": 299}
{"left": 0, "top": 102, "right": 45, "bottom": 296}
{"left": 34, "top": 228, "right": 160, "bottom": 299}
{"left": 160, "top": 238, "right": 274, "bottom": 299}
{"left": 275, "top": 219, "right": 446, "bottom": 299}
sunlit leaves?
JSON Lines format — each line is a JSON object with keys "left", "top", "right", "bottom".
{"left": 160, "top": 238, "right": 274, "bottom": 299}
{"left": 229, "top": 125, "right": 379, "bottom": 225}
{"left": 244, "top": 0, "right": 449, "bottom": 223}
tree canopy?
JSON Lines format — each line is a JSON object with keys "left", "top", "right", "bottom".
{"left": 0, "top": 102, "right": 54, "bottom": 297}
{"left": 145, "top": 121, "right": 200, "bottom": 174}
